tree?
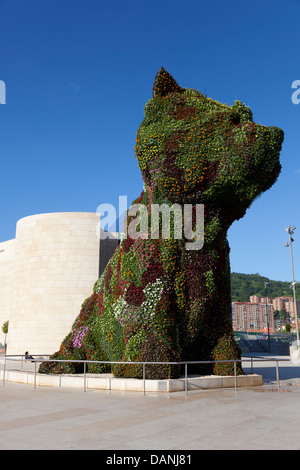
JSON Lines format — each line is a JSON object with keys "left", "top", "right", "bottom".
{"left": 2, "top": 321, "right": 9, "bottom": 351}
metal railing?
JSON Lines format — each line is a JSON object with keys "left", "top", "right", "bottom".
{"left": 0, "top": 355, "right": 293, "bottom": 395}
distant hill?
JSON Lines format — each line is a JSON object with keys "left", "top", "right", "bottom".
{"left": 230, "top": 272, "right": 300, "bottom": 302}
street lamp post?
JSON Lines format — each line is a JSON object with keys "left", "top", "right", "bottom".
{"left": 285, "top": 226, "right": 300, "bottom": 347}
{"left": 264, "top": 282, "right": 271, "bottom": 353}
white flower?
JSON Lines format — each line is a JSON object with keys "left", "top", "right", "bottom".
{"left": 142, "top": 278, "right": 164, "bottom": 317}
{"left": 113, "top": 297, "right": 127, "bottom": 320}
{"left": 112, "top": 278, "right": 164, "bottom": 324}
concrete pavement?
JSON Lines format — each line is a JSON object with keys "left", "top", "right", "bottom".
{"left": 0, "top": 355, "right": 300, "bottom": 450}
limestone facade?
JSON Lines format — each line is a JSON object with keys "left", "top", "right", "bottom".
{"left": 0, "top": 212, "right": 119, "bottom": 355}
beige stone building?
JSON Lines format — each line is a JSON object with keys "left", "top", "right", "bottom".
{"left": 0, "top": 212, "right": 118, "bottom": 355}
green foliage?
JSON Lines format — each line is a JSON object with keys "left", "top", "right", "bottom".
{"left": 41, "top": 69, "right": 284, "bottom": 379}
{"left": 286, "top": 324, "right": 291, "bottom": 333}
{"left": 2, "top": 320, "right": 9, "bottom": 335}
{"left": 231, "top": 272, "right": 300, "bottom": 302}
{"left": 153, "top": 67, "right": 182, "bottom": 98}
{"left": 212, "top": 334, "right": 244, "bottom": 376}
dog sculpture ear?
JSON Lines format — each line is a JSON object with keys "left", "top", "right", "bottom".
{"left": 152, "top": 67, "right": 182, "bottom": 97}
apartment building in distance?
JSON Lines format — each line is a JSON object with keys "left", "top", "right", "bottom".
{"left": 231, "top": 301, "right": 274, "bottom": 333}
{"left": 233, "top": 292, "right": 300, "bottom": 332}
{"left": 250, "top": 294, "right": 297, "bottom": 318}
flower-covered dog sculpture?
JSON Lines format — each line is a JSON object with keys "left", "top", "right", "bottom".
{"left": 40, "top": 68, "right": 284, "bottom": 379}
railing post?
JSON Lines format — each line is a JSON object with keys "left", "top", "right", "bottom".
{"left": 234, "top": 361, "right": 237, "bottom": 391}
{"left": 276, "top": 360, "right": 280, "bottom": 391}
{"left": 34, "top": 361, "right": 37, "bottom": 389}
{"left": 2, "top": 354, "right": 6, "bottom": 386}
{"left": 185, "top": 363, "right": 188, "bottom": 396}
{"left": 143, "top": 363, "right": 146, "bottom": 396}
{"left": 84, "top": 361, "right": 87, "bottom": 392}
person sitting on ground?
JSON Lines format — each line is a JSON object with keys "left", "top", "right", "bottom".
{"left": 25, "top": 351, "right": 34, "bottom": 360}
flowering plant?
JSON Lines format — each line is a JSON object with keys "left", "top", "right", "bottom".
{"left": 40, "top": 68, "right": 284, "bottom": 379}
{"left": 72, "top": 326, "right": 89, "bottom": 349}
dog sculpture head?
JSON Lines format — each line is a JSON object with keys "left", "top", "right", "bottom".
{"left": 135, "top": 67, "right": 284, "bottom": 224}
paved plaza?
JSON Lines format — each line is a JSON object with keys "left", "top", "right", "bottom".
{"left": 0, "top": 356, "right": 300, "bottom": 450}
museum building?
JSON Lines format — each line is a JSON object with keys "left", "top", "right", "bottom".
{"left": 0, "top": 212, "right": 118, "bottom": 355}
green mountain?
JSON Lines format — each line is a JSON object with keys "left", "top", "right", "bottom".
{"left": 230, "top": 272, "right": 300, "bottom": 303}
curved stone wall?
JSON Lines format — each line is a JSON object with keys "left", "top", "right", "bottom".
{"left": 1, "top": 212, "right": 118, "bottom": 355}
{"left": 0, "top": 239, "right": 15, "bottom": 348}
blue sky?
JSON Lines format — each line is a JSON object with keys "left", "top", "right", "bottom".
{"left": 0, "top": 0, "right": 299, "bottom": 283}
